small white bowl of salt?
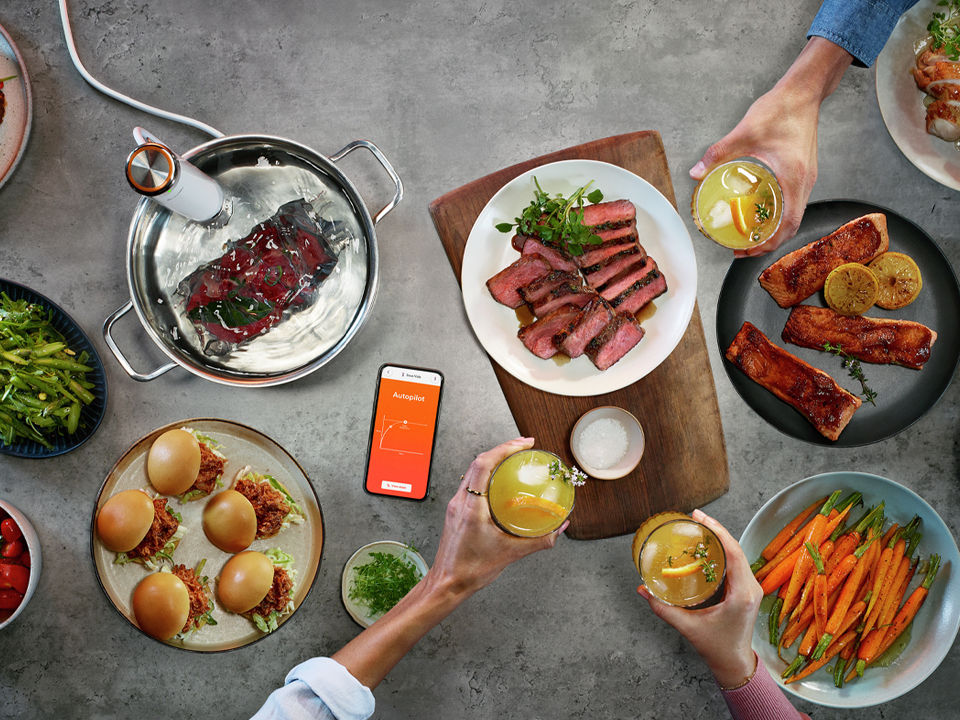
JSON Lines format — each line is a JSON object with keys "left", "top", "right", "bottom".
{"left": 570, "top": 406, "right": 644, "bottom": 480}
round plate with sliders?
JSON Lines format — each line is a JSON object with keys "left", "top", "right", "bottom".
{"left": 91, "top": 418, "right": 324, "bottom": 651}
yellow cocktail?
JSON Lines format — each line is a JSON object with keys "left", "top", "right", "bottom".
{"left": 488, "top": 450, "right": 576, "bottom": 537}
{"left": 692, "top": 159, "right": 782, "bottom": 250}
{"left": 635, "top": 517, "right": 726, "bottom": 608}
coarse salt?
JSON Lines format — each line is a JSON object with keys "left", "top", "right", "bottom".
{"left": 578, "top": 417, "right": 628, "bottom": 470}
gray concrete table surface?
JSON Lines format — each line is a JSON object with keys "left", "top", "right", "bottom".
{"left": 1, "top": 1, "right": 957, "bottom": 718}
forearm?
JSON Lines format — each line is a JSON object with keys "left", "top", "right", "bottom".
{"left": 331, "top": 571, "right": 469, "bottom": 689}
{"left": 775, "top": 36, "right": 854, "bottom": 105}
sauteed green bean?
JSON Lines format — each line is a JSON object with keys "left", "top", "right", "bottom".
{"left": 0, "top": 292, "right": 96, "bottom": 448}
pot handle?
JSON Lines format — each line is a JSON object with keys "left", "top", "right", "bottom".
{"left": 103, "top": 302, "right": 178, "bottom": 382}
{"left": 329, "top": 140, "right": 403, "bottom": 224}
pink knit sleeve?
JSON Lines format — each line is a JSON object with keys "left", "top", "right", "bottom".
{"left": 720, "top": 655, "right": 811, "bottom": 720}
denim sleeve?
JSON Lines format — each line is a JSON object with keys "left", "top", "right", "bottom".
{"left": 808, "top": 0, "right": 921, "bottom": 67}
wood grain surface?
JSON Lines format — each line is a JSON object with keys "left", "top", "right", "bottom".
{"left": 428, "top": 131, "right": 728, "bottom": 539}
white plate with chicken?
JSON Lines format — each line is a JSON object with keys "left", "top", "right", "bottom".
{"left": 876, "top": 0, "right": 960, "bottom": 190}
{"left": 460, "top": 159, "right": 696, "bottom": 396}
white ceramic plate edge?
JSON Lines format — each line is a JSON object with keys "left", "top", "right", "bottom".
{"left": 876, "top": 1, "right": 960, "bottom": 191}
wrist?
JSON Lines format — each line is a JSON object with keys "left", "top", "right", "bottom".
{"left": 708, "top": 648, "right": 758, "bottom": 690}
{"left": 777, "top": 36, "right": 853, "bottom": 104}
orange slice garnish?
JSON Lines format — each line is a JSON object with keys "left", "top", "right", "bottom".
{"left": 507, "top": 495, "right": 567, "bottom": 519}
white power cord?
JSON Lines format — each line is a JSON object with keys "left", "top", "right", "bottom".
{"left": 57, "top": 0, "right": 224, "bottom": 138}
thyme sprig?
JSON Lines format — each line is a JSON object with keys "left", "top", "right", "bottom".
{"left": 823, "top": 342, "right": 878, "bottom": 406}
{"left": 495, "top": 177, "right": 604, "bottom": 256}
{"left": 549, "top": 459, "right": 587, "bottom": 486}
{"left": 928, "top": 0, "right": 960, "bottom": 60}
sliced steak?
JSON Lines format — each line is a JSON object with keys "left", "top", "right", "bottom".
{"left": 592, "top": 221, "right": 637, "bottom": 243}
{"left": 599, "top": 256, "right": 658, "bottom": 300}
{"left": 608, "top": 267, "right": 668, "bottom": 315}
{"left": 518, "top": 304, "right": 583, "bottom": 359}
{"left": 581, "top": 199, "right": 636, "bottom": 230}
{"left": 521, "top": 237, "right": 578, "bottom": 273}
{"left": 532, "top": 284, "right": 595, "bottom": 317}
{"left": 556, "top": 297, "right": 615, "bottom": 358}
{"left": 486, "top": 255, "right": 551, "bottom": 308}
{"left": 582, "top": 246, "right": 647, "bottom": 288}
{"left": 518, "top": 270, "right": 582, "bottom": 305}
{"left": 586, "top": 314, "right": 645, "bottom": 370}
{"left": 576, "top": 234, "right": 643, "bottom": 267}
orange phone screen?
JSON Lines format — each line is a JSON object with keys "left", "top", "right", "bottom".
{"left": 365, "top": 367, "right": 443, "bottom": 500}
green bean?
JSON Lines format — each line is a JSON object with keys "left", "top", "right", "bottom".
{"left": 68, "top": 380, "right": 95, "bottom": 405}
{"left": 0, "top": 292, "right": 99, "bottom": 447}
{"left": 32, "top": 357, "right": 93, "bottom": 372}
{"left": 66, "top": 403, "right": 80, "bottom": 434}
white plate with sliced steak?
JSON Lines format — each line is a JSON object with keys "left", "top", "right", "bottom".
{"left": 462, "top": 159, "right": 696, "bottom": 396}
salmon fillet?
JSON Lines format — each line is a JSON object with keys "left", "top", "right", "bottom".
{"left": 782, "top": 305, "right": 937, "bottom": 371}
{"left": 758, "top": 214, "right": 889, "bottom": 308}
{"left": 725, "top": 321, "right": 861, "bottom": 441}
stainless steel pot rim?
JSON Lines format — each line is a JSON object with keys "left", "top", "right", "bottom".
{"left": 107, "top": 133, "right": 402, "bottom": 387}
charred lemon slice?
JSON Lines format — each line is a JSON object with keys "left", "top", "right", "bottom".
{"left": 660, "top": 559, "right": 704, "bottom": 578}
{"left": 824, "top": 263, "right": 879, "bottom": 316}
{"left": 868, "top": 252, "right": 922, "bottom": 309}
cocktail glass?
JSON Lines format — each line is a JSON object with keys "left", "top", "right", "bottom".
{"left": 691, "top": 158, "right": 783, "bottom": 250}
{"left": 487, "top": 449, "right": 575, "bottom": 538}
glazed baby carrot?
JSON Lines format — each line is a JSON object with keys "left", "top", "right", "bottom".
{"left": 812, "top": 598, "right": 865, "bottom": 661}
{"left": 812, "top": 532, "right": 878, "bottom": 658}
{"left": 761, "top": 496, "right": 852, "bottom": 595}
{"left": 789, "top": 539, "right": 834, "bottom": 624}
{"left": 863, "top": 535, "right": 906, "bottom": 635}
{"left": 756, "top": 491, "right": 843, "bottom": 583}
{"left": 854, "top": 554, "right": 941, "bottom": 678}
{"left": 785, "top": 629, "right": 857, "bottom": 684}
{"left": 761, "top": 496, "right": 829, "bottom": 561}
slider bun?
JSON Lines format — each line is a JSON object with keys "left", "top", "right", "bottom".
{"left": 217, "top": 551, "right": 274, "bottom": 613}
{"left": 96, "top": 489, "right": 155, "bottom": 552}
{"left": 203, "top": 490, "right": 257, "bottom": 553}
{"left": 147, "top": 429, "right": 201, "bottom": 495}
{"left": 132, "top": 572, "right": 190, "bottom": 641}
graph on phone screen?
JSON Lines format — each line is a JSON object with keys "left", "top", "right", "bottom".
{"left": 365, "top": 367, "right": 442, "bottom": 499}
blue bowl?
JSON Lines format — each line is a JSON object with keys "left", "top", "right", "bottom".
{"left": 0, "top": 278, "right": 108, "bottom": 458}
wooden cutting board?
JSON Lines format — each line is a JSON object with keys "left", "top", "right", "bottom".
{"left": 428, "top": 131, "right": 728, "bottom": 540}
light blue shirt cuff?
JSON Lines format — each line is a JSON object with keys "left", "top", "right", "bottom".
{"left": 251, "top": 657, "right": 375, "bottom": 720}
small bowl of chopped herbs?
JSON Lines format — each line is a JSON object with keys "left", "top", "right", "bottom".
{"left": 341, "top": 541, "right": 428, "bottom": 628}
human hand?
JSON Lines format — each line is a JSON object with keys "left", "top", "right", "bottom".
{"left": 690, "top": 84, "right": 819, "bottom": 259}
{"left": 429, "top": 437, "right": 568, "bottom": 598}
{"left": 637, "top": 509, "right": 762, "bottom": 689}
{"left": 690, "top": 37, "right": 854, "bottom": 259}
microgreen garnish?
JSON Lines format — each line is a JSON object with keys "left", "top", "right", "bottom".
{"left": 349, "top": 549, "right": 423, "bottom": 617}
{"left": 548, "top": 459, "right": 587, "bottom": 486}
{"left": 495, "top": 177, "right": 605, "bottom": 256}
{"left": 928, "top": 0, "right": 960, "bottom": 60}
{"left": 823, "top": 342, "right": 878, "bottom": 406}
{"left": 702, "top": 561, "right": 718, "bottom": 584}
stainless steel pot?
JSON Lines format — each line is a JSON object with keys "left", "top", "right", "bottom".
{"left": 103, "top": 135, "right": 402, "bottom": 386}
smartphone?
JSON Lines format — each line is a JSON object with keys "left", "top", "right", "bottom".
{"left": 363, "top": 364, "right": 444, "bottom": 501}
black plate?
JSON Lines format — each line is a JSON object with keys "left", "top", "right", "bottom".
{"left": 0, "top": 278, "right": 108, "bottom": 457}
{"left": 716, "top": 200, "right": 960, "bottom": 447}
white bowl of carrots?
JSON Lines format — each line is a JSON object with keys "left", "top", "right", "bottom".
{"left": 740, "top": 471, "right": 960, "bottom": 708}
